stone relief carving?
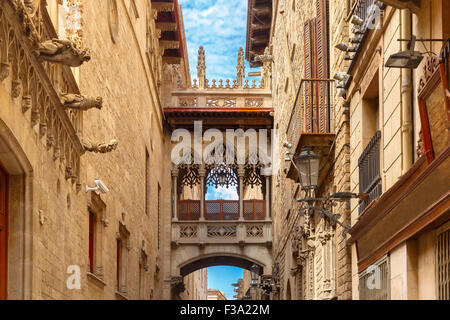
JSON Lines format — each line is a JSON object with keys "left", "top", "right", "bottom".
{"left": 82, "top": 139, "right": 118, "bottom": 154}
{"left": 38, "top": 39, "right": 91, "bottom": 67}
{"left": 60, "top": 93, "right": 103, "bottom": 110}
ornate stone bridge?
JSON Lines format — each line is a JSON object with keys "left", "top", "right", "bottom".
{"left": 164, "top": 46, "right": 275, "bottom": 299}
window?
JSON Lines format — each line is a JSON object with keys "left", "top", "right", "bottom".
{"left": 359, "top": 71, "right": 381, "bottom": 214}
{"left": 158, "top": 183, "right": 161, "bottom": 249}
{"left": 88, "top": 211, "right": 95, "bottom": 273}
{"left": 116, "top": 222, "right": 130, "bottom": 295}
{"left": 146, "top": 148, "right": 150, "bottom": 216}
{"left": 436, "top": 227, "right": 450, "bottom": 300}
{"left": 87, "top": 193, "right": 105, "bottom": 280}
{"left": 359, "top": 255, "right": 390, "bottom": 300}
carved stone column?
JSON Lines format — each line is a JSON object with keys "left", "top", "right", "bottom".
{"left": 199, "top": 165, "right": 206, "bottom": 221}
{"left": 265, "top": 175, "right": 271, "bottom": 220}
{"left": 238, "top": 165, "right": 245, "bottom": 221}
{"left": 171, "top": 168, "right": 179, "bottom": 221}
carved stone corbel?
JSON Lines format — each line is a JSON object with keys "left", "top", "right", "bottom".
{"left": 38, "top": 39, "right": 91, "bottom": 67}
{"left": 82, "top": 139, "right": 118, "bottom": 154}
{"left": 0, "top": 62, "right": 10, "bottom": 82}
{"left": 60, "top": 93, "right": 103, "bottom": 110}
{"left": 11, "top": 79, "right": 22, "bottom": 98}
{"left": 171, "top": 276, "right": 186, "bottom": 299}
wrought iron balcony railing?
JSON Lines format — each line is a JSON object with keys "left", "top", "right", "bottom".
{"left": 286, "top": 78, "right": 335, "bottom": 150}
{"left": 358, "top": 130, "right": 382, "bottom": 214}
{"left": 0, "top": 1, "right": 83, "bottom": 188}
{"left": 177, "top": 199, "right": 266, "bottom": 221}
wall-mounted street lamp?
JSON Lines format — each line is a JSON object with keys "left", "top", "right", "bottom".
{"left": 292, "top": 147, "right": 320, "bottom": 192}
{"left": 386, "top": 36, "right": 450, "bottom": 69}
{"left": 285, "top": 146, "right": 368, "bottom": 237}
{"left": 250, "top": 264, "right": 260, "bottom": 288}
{"left": 385, "top": 35, "right": 424, "bottom": 69}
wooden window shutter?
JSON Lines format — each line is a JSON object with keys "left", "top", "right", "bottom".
{"left": 315, "top": 0, "right": 330, "bottom": 133}
{"left": 304, "top": 20, "right": 314, "bottom": 132}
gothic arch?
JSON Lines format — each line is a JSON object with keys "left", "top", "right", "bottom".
{"left": 0, "top": 118, "right": 33, "bottom": 299}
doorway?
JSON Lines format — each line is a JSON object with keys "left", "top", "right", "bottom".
{"left": 0, "top": 165, "right": 7, "bottom": 300}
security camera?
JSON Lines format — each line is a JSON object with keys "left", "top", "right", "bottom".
{"left": 283, "top": 141, "right": 292, "bottom": 148}
{"left": 86, "top": 178, "right": 109, "bottom": 194}
{"left": 351, "top": 15, "right": 364, "bottom": 26}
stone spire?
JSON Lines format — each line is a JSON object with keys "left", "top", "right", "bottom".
{"left": 255, "top": 47, "right": 273, "bottom": 89}
{"left": 237, "top": 47, "right": 245, "bottom": 88}
{"left": 197, "top": 46, "right": 206, "bottom": 89}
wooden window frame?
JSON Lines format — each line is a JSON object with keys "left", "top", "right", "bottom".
{"left": 87, "top": 192, "right": 106, "bottom": 282}
{"left": 417, "top": 56, "right": 450, "bottom": 163}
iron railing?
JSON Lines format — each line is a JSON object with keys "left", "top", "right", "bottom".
{"left": 353, "top": 0, "right": 377, "bottom": 23}
{"left": 286, "top": 79, "right": 335, "bottom": 150}
{"left": 436, "top": 228, "right": 450, "bottom": 300}
{"left": 358, "top": 131, "right": 382, "bottom": 214}
{"left": 359, "top": 255, "right": 390, "bottom": 300}
{"left": 177, "top": 200, "right": 266, "bottom": 221}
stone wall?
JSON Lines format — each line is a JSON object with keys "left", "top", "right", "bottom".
{"left": 0, "top": 0, "right": 181, "bottom": 300}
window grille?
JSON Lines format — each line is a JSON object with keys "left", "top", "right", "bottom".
{"left": 436, "top": 228, "right": 450, "bottom": 300}
{"left": 359, "top": 255, "right": 390, "bottom": 300}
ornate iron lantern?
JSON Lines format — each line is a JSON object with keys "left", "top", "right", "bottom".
{"left": 293, "top": 146, "right": 320, "bottom": 191}
{"left": 250, "top": 264, "right": 259, "bottom": 287}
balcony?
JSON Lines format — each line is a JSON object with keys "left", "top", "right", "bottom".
{"left": 285, "top": 79, "right": 335, "bottom": 183}
{"left": 164, "top": 46, "right": 273, "bottom": 129}
{"left": 0, "top": 1, "right": 84, "bottom": 187}
{"left": 358, "top": 131, "right": 382, "bottom": 214}
{"left": 178, "top": 199, "right": 266, "bottom": 221}
{"left": 172, "top": 218, "right": 272, "bottom": 246}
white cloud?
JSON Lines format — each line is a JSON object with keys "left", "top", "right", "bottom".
{"left": 205, "top": 185, "right": 238, "bottom": 200}
{"left": 179, "top": 0, "right": 260, "bottom": 81}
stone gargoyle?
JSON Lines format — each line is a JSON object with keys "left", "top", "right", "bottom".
{"left": 38, "top": 39, "right": 91, "bottom": 67}
{"left": 60, "top": 93, "right": 103, "bottom": 111}
{"left": 82, "top": 139, "right": 118, "bottom": 154}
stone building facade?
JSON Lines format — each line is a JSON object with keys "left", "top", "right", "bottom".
{"left": 179, "top": 268, "right": 208, "bottom": 300}
{"left": 257, "top": 0, "right": 449, "bottom": 300}
{"left": 0, "top": 0, "right": 201, "bottom": 300}
{"left": 263, "top": 0, "right": 345, "bottom": 300}
{"left": 337, "top": 0, "right": 450, "bottom": 300}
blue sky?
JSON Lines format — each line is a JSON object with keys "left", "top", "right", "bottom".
{"left": 179, "top": 0, "right": 260, "bottom": 81}
{"left": 179, "top": 0, "right": 255, "bottom": 299}
{"left": 207, "top": 266, "right": 243, "bottom": 300}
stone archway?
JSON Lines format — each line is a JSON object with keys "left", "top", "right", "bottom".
{"left": 0, "top": 119, "right": 33, "bottom": 300}
{"left": 180, "top": 254, "right": 265, "bottom": 277}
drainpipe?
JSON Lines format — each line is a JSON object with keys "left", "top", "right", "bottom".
{"left": 401, "top": 9, "right": 413, "bottom": 174}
